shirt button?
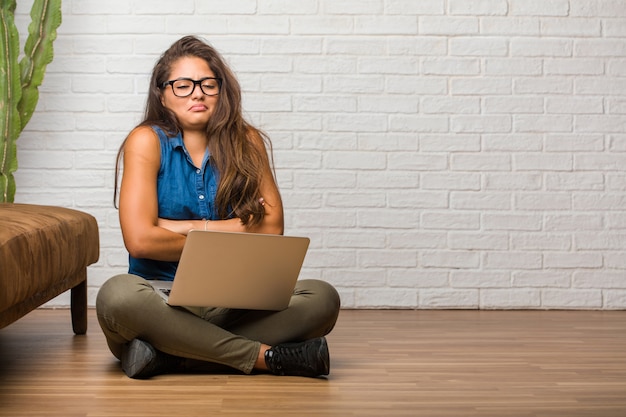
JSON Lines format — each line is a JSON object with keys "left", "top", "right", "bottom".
{"left": 196, "top": 169, "right": 201, "bottom": 174}
{"left": 199, "top": 195, "right": 205, "bottom": 200}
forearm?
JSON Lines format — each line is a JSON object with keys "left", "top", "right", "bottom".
{"left": 158, "top": 215, "right": 283, "bottom": 236}
{"left": 122, "top": 224, "right": 187, "bottom": 262}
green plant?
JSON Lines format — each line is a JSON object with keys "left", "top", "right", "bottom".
{"left": 0, "top": 0, "right": 62, "bottom": 203}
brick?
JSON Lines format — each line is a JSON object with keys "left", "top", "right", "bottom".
{"left": 420, "top": 134, "right": 481, "bottom": 152}
{"left": 574, "top": 153, "right": 626, "bottom": 170}
{"left": 448, "top": 233, "right": 509, "bottom": 250}
{"left": 388, "top": 37, "right": 447, "bottom": 56}
{"left": 71, "top": 0, "right": 133, "bottom": 14}
{"left": 540, "top": 18, "right": 602, "bottom": 37}
{"left": 451, "top": 271, "right": 511, "bottom": 288}
{"left": 577, "top": 188, "right": 626, "bottom": 211}
{"left": 358, "top": 209, "right": 421, "bottom": 229}
{"left": 419, "top": 17, "right": 479, "bottom": 35}
{"left": 423, "top": 57, "right": 481, "bottom": 75}
{"left": 544, "top": 59, "right": 605, "bottom": 76}
{"left": 450, "top": 192, "right": 511, "bottom": 210}
{"left": 514, "top": 153, "right": 573, "bottom": 171}
{"left": 483, "top": 97, "right": 544, "bottom": 114}
{"left": 483, "top": 134, "right": 543, "bottom": 151}
{"left": 480, "top": 17, "right": 540, "bottom": 35}
{"left": 512, "top": 271, "right": 571, "bottom": 288}
{"left": 511, "top": 234, "right": 571, "bottom": 251}
{"left": 544, "top": 214, "right": 604, "bottom": 231}
{"left": 420, "top": 289, "right": 479, "bottom": 309}
{"left": 605, "top": 291, "right": 626, "bottom": 309}
{"left": 510, "top": 39, "right": 573, "bottom": 57}
{"left": 451, "top": 77, "right": 512, "bottom": 95}
{"left": 608, "top": 174, "right": 626, "bottom": 191}
{"left": 570, "top": 0, "right": 626, "bottom": 17}
{"left": 293, "top": 56, "right": 357, "bottom": 74}
{"left": 258, "top": 0, "right": 317, "bottom": 14}
{"left": 359, "top": 57, "right": 418, "bottom": 75}
{"left": 357, "top": 171, "right": 419, "bottom": 189}
{"left": 388, "top": 270, "right": 449, "bottom": 288}
{"left": 324, "top": 151, "right": 386, "bottom": 169}
{"left": 389, "top": 115, "right": 449, "bottom": 133}
{"left": 326, "top": 192, "right": 386, "bottom": 209}
{"left": 449, "top": 0, "right": 508, "bottom": 16}
{"left": 359, "top": 250, "right": 418, "bottom": 268}
{"left": 450, "top": 37, "right": 508, "bottom": 56}
{"left": 544, "top": 134, "right": 605, "bottom": 152}
{"left": 575, "top": 40, "right": 626, "bottom": 57}
{"left": 421, "top": 96, "right": 480, "bottom": 114}
{"left": 357, "top": 288, "right": 418, "bottom": 308}
{"left": 355, "top": 16, "right": 419, "bottom": 35}
{"left": 546, "top": 173, "right": 605, "bottom": 191}
{"left": 305, "top": 249, "right": 356, "bottom": 267}
{"left": 481, "top": 290, "right": 542, "bottom": 309}
{"left": 388, "top": 231, "right": 447, "bottom": 249}
{"left": 484, "top": 173, "right": 542, "bottom": 191}
{"left": 485, "top": 58, "right": 543, "bottom": 75}
{"left": 545, "top": 253, "right": 603, "bottom": 269}
{"left": 575, "top": 116, "right": 626, "bottom": 133}
{"left": 484, "top": 252, "right": 543, "bottom": 270}
{"left": 573, "top": 271, "right": 626, "bottom": 289}
{"left": 545, "top": 97, "right": 604, "bottom": 114}
{"left": 388, "top": 191, "right": 448, "bottom": 209}
{"left": 515, "top": 193, "right": 572, "bottom": 210}
{"left": 510, "top": 0, "right": 569, "bottom": 16}
{"left": 451, "top": 115, "right": 512, "bottom": 133}
{"left": 326, "top": 269, "right": 385, "bottom": 288}
{"left": 450, "top": 153, "right": 512, "bottom": 171}
{"left": 604, "top": 19, "right": 626, "bottom": 37}
{"left": 421, "top": 172, "right": 481, "bottom": 190}
{"left": 421, "top": 212, "right": 481, "bottom": 230}
{"left": 386, "top": 0, "right": 445, "bottom": 15}
{"left": 514, "top": 115, "right": 573, "bottom": 133}
{"left": 574, "top": 232, "right": 626, "bottom": 250}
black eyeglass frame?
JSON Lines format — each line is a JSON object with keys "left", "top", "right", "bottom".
{"left": 161, "top": 77, "right": 223, "bottom": 97}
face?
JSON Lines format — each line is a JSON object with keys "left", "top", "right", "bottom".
{"left": 161, "top": 56, "right": 219, "bottom": 131}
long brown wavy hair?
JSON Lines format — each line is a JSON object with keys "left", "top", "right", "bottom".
{"left": 114, "top": 36, "right": 273, "bottom": 227}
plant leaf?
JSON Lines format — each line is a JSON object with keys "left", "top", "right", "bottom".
{"left": 0, "top": 0, "right": 21, "bottom": 203}
{"left": 18, "top": 0, "right": 62, "bottom": 129}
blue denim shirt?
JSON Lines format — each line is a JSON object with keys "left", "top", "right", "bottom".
{"left": 128, "top": 126, "right": 220, "bottom": 280}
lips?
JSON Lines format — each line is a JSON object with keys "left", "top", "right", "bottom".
{"left": 189, "top": 104, "right": 207, "bottom": 112}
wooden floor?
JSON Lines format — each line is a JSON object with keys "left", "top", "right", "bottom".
{"left": 1, "top": 309, "right": 626, "bottom": 417}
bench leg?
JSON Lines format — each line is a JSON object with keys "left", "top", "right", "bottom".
{"left": 71, "top": 275, "right": 88, "bottom": 335}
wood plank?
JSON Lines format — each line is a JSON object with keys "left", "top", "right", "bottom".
{"left": 1, "top": 309, "right": 625, "bottom": 416}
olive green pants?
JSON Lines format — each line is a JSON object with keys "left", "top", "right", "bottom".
{"left": 96, "top": 274, "right": 340, "bottom": 374}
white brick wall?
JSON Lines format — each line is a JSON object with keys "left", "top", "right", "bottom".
{"left": 10, "top": 0, "right": 626, "bottom": 309}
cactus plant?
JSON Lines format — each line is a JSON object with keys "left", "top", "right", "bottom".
{"left": 0, "top": 0, "right": 62, "bottom": 203}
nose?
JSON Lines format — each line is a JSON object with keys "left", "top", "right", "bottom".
{"left": 190, "top": 83, "right": 205, "bottom": 99}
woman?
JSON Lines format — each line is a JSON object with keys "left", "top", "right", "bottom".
{"left": 96, "top": 36, "right": 340, "bottom": 379}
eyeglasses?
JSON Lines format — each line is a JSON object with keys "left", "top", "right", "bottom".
{"left": 161, "top": 77, "right": 222, "bottom": 97}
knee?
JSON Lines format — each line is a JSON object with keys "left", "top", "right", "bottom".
{"left": 304, "top": 279, "right": 341, "bottom": 331}
{"left": 318, "top": 280, "right": 341, "bottom": 315}
{"left": 96, "top": 274, "right": 147, "bottom": 317}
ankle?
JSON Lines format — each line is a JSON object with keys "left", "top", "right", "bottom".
{"left": 255, "top": 343, "right": 271, "bottom": 371}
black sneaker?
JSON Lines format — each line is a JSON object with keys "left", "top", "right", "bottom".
{"left": 121, "top": 339, "right": 181, "bottom": 379}
{"left": 264, "top": 337, "right": 330, "bottom": 378}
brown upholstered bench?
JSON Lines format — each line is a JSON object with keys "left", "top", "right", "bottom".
{"left": 0, "top": 204, "right": 99, "bottom": 334}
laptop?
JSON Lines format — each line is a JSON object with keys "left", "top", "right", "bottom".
{"left": 148, "top": 230, "right": 310, "bottom": 311}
